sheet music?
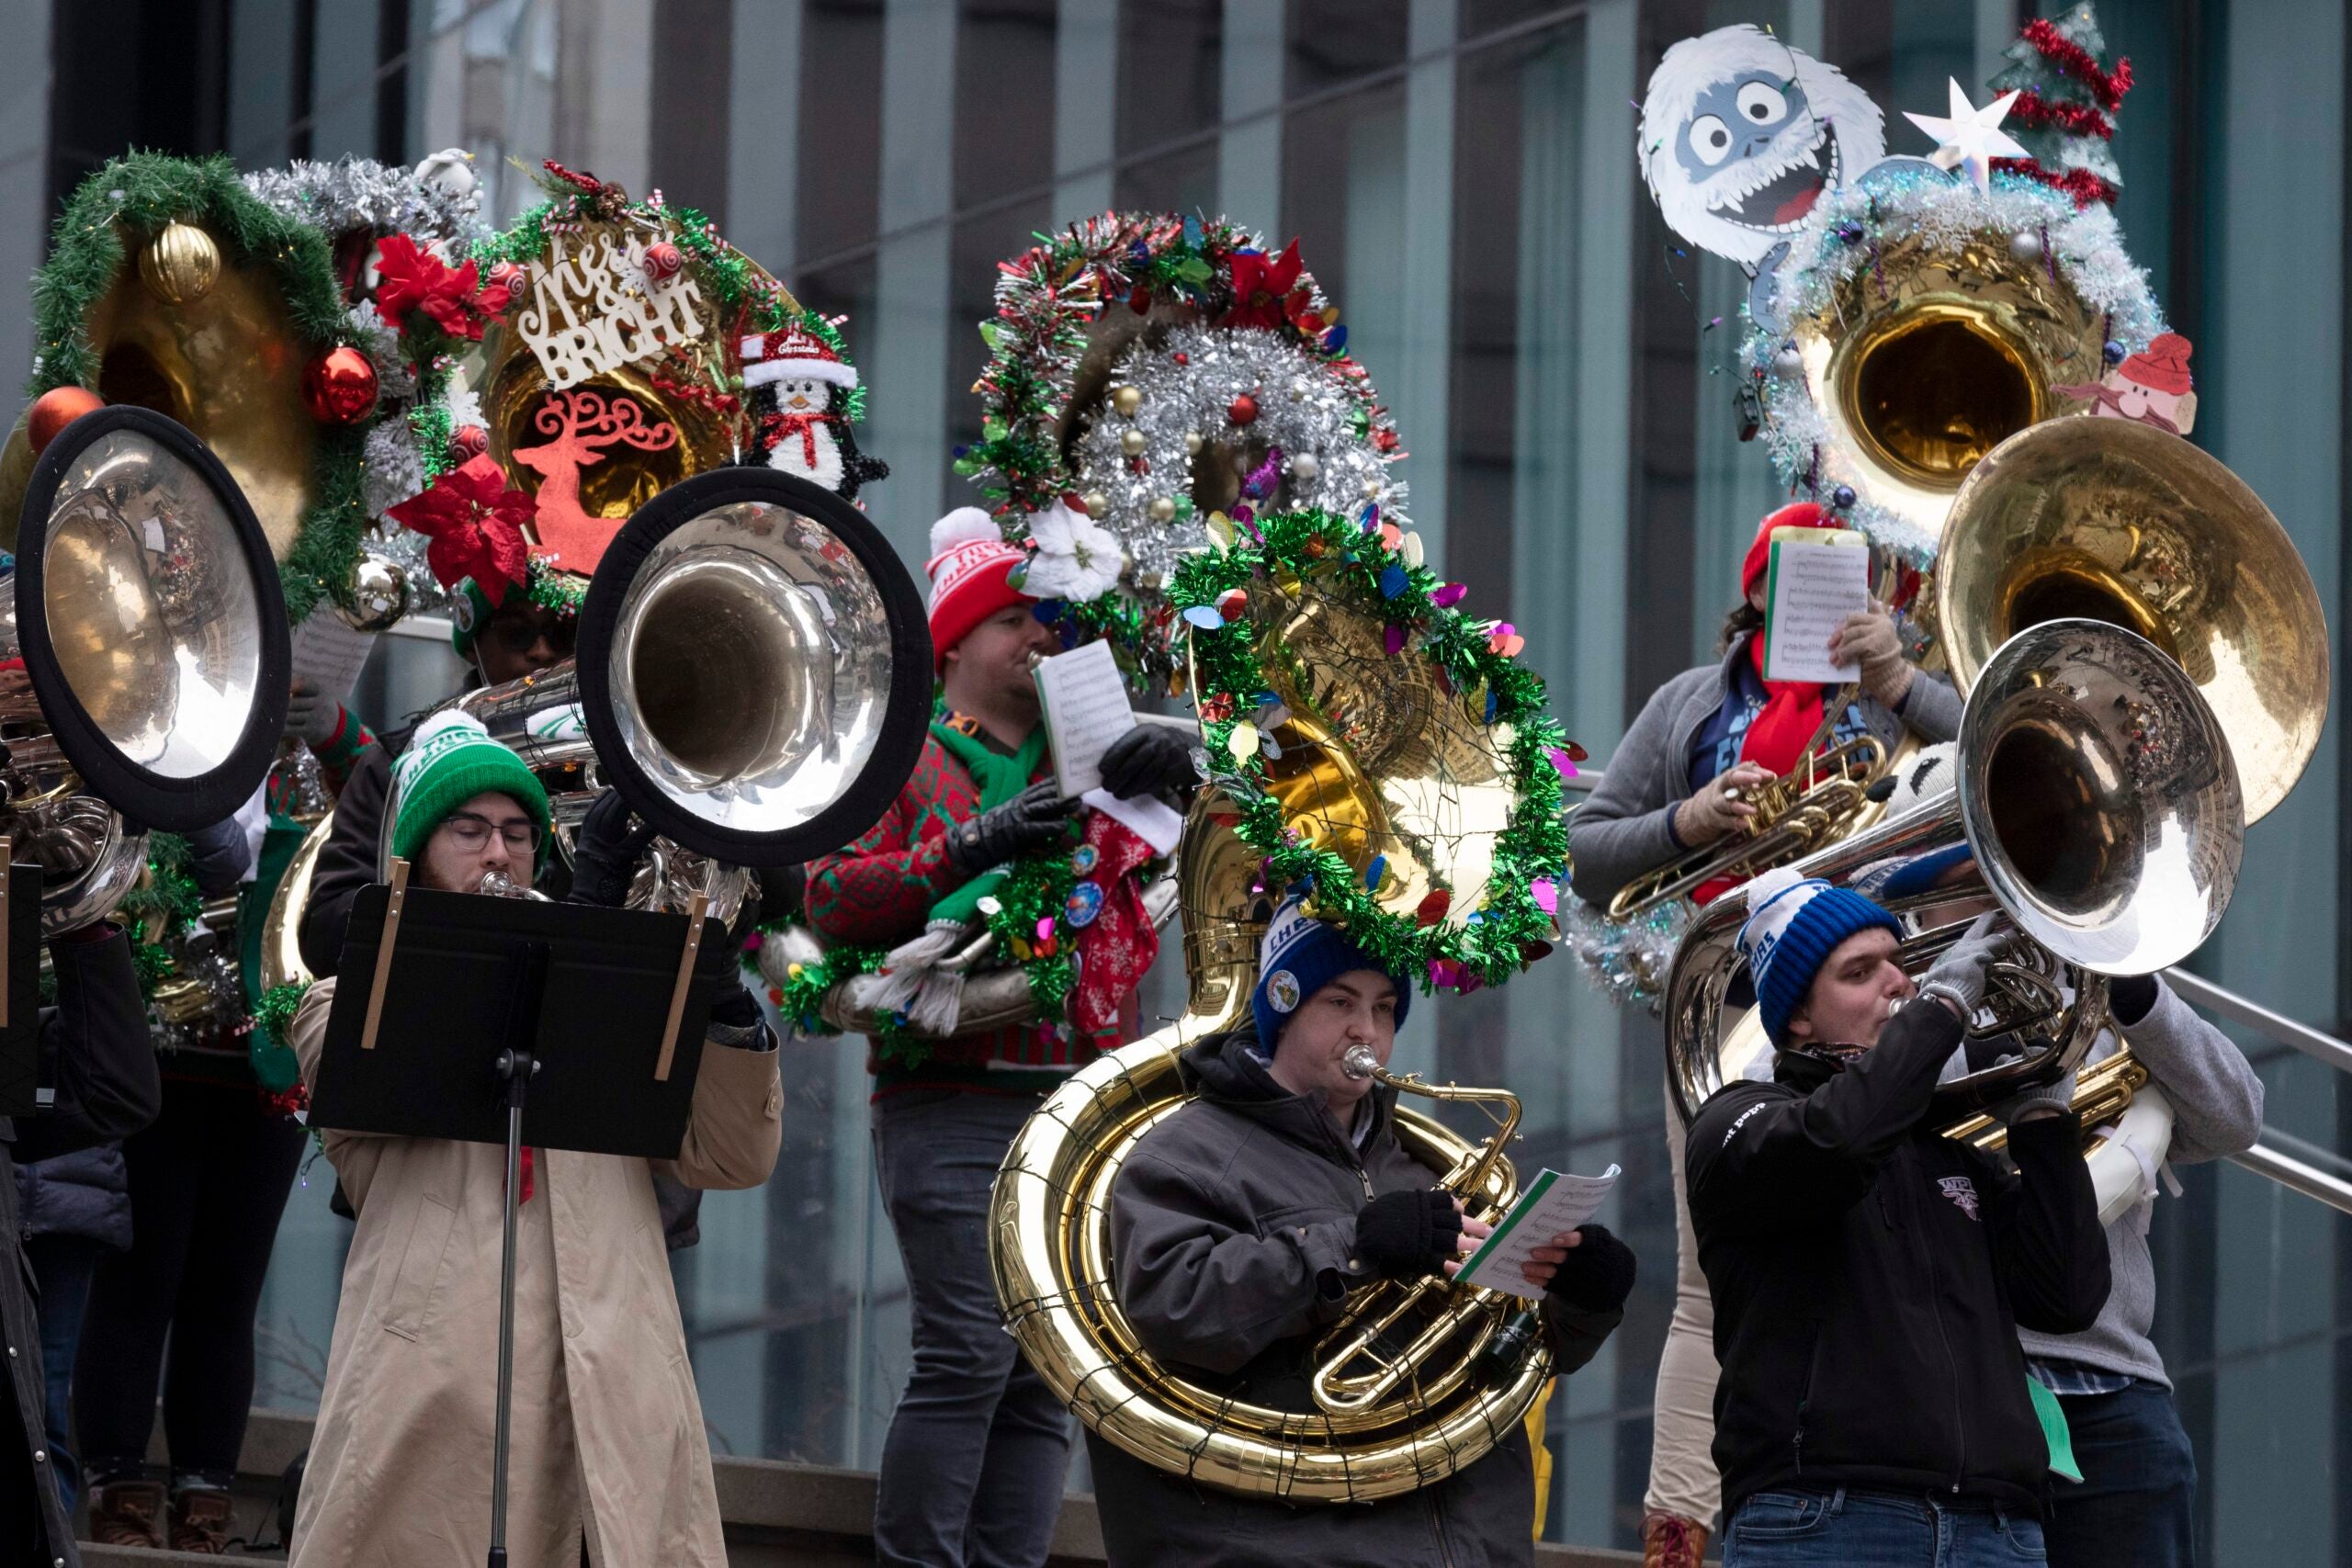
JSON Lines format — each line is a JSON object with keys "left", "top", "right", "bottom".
{"left": 1033, "top": 640, "right": 1135, "bottom": 797}
{"left": 1762, "top": 536, "right": 1869, "bottom": 685}
{"left": 290, "top": 613, "right": 379, "bottom": 707}
{"left": 1454, "top": 1164, "right": 1623, "bottom": 1301}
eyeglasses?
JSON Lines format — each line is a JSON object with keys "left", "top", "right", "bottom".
{"left": 487, "top": 615, "right": 577, "bottom": 657}
{"left": 441, "top": 812, "right": 543, "bottom": 853}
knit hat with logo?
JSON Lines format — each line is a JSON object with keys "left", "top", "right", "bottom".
{"left": 389, "top": 709, "right": 553, "bottom": 871}
{"left": 1250, "top": 895, "right": 1412, "bottom": 1047}
{"left": 925, "top": 508, "right": 1033, "bottom": 671}
{"left": 1736, "top": 864, "right": 1901, "bottom": 1046}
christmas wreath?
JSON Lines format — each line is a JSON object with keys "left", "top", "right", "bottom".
{"left": 959, "top": 213, "right": 1403, "bottom": 671}
{"left": 1170, "top": 507, "right": 1579, "bottom": 995}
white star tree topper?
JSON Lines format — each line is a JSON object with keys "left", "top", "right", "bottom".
{"left": 1904, "top": 77, "right": 2030, "bottom": 194}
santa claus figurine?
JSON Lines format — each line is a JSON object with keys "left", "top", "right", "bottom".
{"left": 741, "top": 324, "right": 890, "bottom": 499}
{"left": 2059, "top": 332, "right": 2198, "bottom": 436}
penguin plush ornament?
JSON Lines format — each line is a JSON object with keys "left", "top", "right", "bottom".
{"left": 741, "top": 323, "right": 889, "bottom": 500}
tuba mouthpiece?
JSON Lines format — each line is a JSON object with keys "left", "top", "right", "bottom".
{"left": 1340, "top": 1044, "right": 1383, "bottom": 1081}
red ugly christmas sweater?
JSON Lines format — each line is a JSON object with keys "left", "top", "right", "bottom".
{"left": 805, "top": 711, "right": 1138, "bottom": 1098}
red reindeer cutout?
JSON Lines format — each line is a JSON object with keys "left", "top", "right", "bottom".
{"left": 512, "top": 388, "right": 680, "bottom": 572}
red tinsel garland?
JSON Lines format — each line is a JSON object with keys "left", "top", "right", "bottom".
{"left": 2006, "top": 89, "right": 2116, "bottom": 139}
{"left": 2020, "top": 18, "right": 2134, "bottom": 112}
{"left": 1991, "top": 158, "right": 2119, "bottom": 209}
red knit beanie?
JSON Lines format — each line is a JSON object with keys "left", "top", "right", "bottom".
{"left": 926, "top": 508, "right": 1032, "bottom": 671}
{"left": 1740, "top": 502, "right": 1845, "bottom": 600}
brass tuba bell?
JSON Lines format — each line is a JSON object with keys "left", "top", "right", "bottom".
{"left": 1936, "top": 415, "right": 2329, "bottom": 823}
{"left": 5, "top": 406, "right": 292, "bottom": 931}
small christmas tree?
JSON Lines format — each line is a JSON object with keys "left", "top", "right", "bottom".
{"left": 1986, "top": 2, "right": 2133, "bottom": 207}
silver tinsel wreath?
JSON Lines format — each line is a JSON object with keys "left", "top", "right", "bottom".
{"left": 243, "top": 155, "right": 487, "bottom": 250}
{"left": 1562, "top": 895, "right": 1690, "bottom": 1010}
{"left": 1072, "top": 323, "right": 1408, "bottom": 590}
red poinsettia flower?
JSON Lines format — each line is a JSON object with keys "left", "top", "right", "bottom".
{"left": 374, "top": 234, "right": 498, "bottom": 343}
{"left": 386, "top": 455, "right": 534, "bottom": 602}
{"left": 1221, "top": 240, "right": 1307, "bottom": 331}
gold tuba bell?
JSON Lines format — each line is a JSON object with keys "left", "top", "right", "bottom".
{"left": 989, "top": 570, "right": 1554, "bottom": 1501}
{"left": 5, "top": 406, "right": 291, "bottom": 932}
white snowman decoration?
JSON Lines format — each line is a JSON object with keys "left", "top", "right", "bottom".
{"left": 740, "top": 324, "right": 887, "bottom": 499}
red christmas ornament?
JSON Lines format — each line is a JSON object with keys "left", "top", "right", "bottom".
{"left": 485, "top": 261, "right": 526, "bottom": 309}
{"left": 449, "top": 424, "right": 490, "bottom": 460}
{"left": 1414, "top": 888, "right": 1452, "bottom": 928}
{"left": 1227, "top": 393, "right": 1260, "bottom": 426}
{"left": 1128, "top": 285, "right": 1151, "bottom": 315}
{"left": 1215, "top": 587, "right": 1250, "bottom": 622}
{"left": 641, "top": 242, "right": 684, "bottom": 284}
{"left": 26, "top": 386, "right": 105, "bottom": 454}
{"left": 301, "top": 346, "right": 379, "bottom": 425}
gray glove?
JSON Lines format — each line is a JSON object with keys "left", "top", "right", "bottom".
{"left": 1991, "top": 1065, "right": 2078, "bottom": 1126}
{"left": 1917, "top": 912, "right": 2004, "bottom": 1017}
{"left": 285, "top": 678, "right": 342, "bottom": 747}
{"left": 944, "top": 782, "right": 1080, "bottom": 875}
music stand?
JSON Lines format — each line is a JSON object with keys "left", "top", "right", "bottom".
{"left": 0, "top": 841, "right": 46, "bottom": 1119}
{"left": 311, "top": 863, "right": 736, "bottom": 1567}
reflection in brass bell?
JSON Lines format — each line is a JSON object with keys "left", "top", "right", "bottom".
{"left": 136, "top": 222, "right": 222, "bottom": 306}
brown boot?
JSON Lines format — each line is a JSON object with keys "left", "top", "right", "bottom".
{"left": 86, "top": 1479, "right": 167, "bottom": 1547}
{"left": 169, "top": 1485, "right": 235, "bottom": 1553}
{"left": 1642, "top": 1509, "right": 1711, "bottom": 1568}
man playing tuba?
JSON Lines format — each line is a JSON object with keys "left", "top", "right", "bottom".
{"left": 1686, "top": 867, "right": 2111, "bottom": 1567}
{"left": 1086, "top": 897, "right": 1636, "bottom": 1566}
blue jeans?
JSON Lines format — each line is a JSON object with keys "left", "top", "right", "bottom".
{"left": 1724, "top": 1488, "right": 2047, "bottom": 1567}
{"left": 2044, "top": 1382, "right": 2195, "bottom": 1568}
{"left": 872, "top": 1089, "right": 1072, "bottom": 1568}
{"left": 24, "top": 1235, "right": 104, "bottom": 1518}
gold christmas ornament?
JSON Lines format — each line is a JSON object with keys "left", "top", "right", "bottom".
{"left": 1183, "top": 431, "right": 1204, "bottom": 456}
{"left": 1120, "top": 428, "right": 1148, "bottom": 457}
{"left": 336, "top": 553, "right": 412, "bottom": 634}
{"left": 1149, "top": 496, "right": 1177, "bottom": 522}
{"left": 1113, "top": 385, "right": 1144, "bottom": 417}
{"left": 136, "top": 221, "right": 222, "bottom": 305}
{"left": 1082, "top": 491, "right": 1109, "bottom": 517}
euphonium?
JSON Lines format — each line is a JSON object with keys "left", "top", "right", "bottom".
{"left": 5, "top": 406, "right": 290, "bottom": 933}
{"left": 1663, "top": 619, "right": 2243, "bottom": 1132}
{"left": 989, "top": 570, "right": 1552, "bottom": 1502}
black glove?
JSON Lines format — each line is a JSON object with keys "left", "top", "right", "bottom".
{"left": 1353, "top": 1188, "right": 1463, "bottom": 1280}
{"left": 944, "top": 782, "right": 1079, "bottom": 875}
{"left": 2108, "top": 972, "right": 2161, "bottom": 1027}
{"left": 180, "top": 816, "right": 255, "bottom": 898}
{"left": 566, "top": 792, "right": 656, "bottom": 908}
{"left": 1544, "top": 1223, "right": 1636, "bottom": 1314}
{"left": 1099, "top": 723, "right": 1198, "bottom": 801}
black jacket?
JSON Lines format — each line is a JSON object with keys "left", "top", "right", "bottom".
{"left": 1089, "top": 1027, "right": 1622, "bottom": 1567}
{"left": 1686, "top": 1001, "right": 2110, "bottom": 1521}
{"left": 1, "top": 931, "right": 159, "bottom": 1567}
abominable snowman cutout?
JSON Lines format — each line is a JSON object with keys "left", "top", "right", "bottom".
{"left": 741, "top": 325, "right": 890, "bottom": 501}
{"left": 1639, "top": 25, "right": 1888, "bottom": 329}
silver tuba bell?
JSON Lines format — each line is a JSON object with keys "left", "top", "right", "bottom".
{"left": 388, "top": 467, "right": 935, "bottom": 912}
{"left": 1663, "top": 619, "right": 2244, "bottom": 1128}
{"left": 5, "top": 406, "right": 291, "bottom": 932}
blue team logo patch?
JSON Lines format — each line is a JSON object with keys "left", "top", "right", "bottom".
{"left": 1938, "top": 1175, "right": 1980, "bottom": 1221}
{"left": 1064, "top": 880, "right": 1105, "bottom": 929}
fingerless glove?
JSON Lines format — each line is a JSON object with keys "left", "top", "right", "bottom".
{"left": 1352, "top": 1188, "right": 1462, "bottom": 1280}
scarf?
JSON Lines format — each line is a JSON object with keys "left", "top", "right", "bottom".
{"left": 1737, "top": 633, "right": 1827, "bottom": 777}
{"left": 762, "top": 409, "right": 842, "bottom": 467}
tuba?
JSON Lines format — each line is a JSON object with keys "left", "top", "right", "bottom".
{"left": 989, "top": 571, "right": 1554, "bottom": 1501}
{"left": 1663, "top": 619, "right": 2243, "bottom": 1130}
{"left": 5, "top": 406, "right": 290, "bottom": 932}
{"left": 380, "top": 466, "right": 935, "bottom": 908}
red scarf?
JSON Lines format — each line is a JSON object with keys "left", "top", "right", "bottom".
{"left": 1737, "top": 633, "right": 1827, "bottom": 776}
{"left": 761, "top": 409, "right": 840, "bottom": 467}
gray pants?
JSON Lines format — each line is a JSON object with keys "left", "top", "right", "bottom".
{"left": 873, "top": 1089, "right": 1072, "bottom": 1568}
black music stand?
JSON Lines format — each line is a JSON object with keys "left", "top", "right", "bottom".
{"left": 311, "top": 863, "right": 736, "bottom": 1568}
{"left": 0, "top": 843, "right": 46, "bottom": 1118}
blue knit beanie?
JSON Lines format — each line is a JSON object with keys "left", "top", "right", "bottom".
{"left": 1250, "top": 895, "right": 1411, "bottom": 1047}
{"left": 1736, "top": 866, "right": 1901, "bottom": 1046}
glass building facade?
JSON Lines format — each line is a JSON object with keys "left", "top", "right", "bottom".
{"left": 2, "top": 0, "right": 2347, "bottom": 1557}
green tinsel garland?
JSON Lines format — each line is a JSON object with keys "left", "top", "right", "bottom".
{"left": 749, "top": 830, "right": 1093, "bottom": 1069}
{"left": 26, "top": 152, "right": 369, "bottom": 623}
{"left": 118, "top": 832, "right": 202, "bottom": 1000}
{"left": 1171, "top": 509, "right": 1575, "bottom": 994}
{"left": 253, "top": 980, "right": 311, "bottom": 1053}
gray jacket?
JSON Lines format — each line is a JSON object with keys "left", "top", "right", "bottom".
{"left": 2018, "top": 976, "right": 2263, "bottom": 1386}
{"left": 1566, "top": 632, "right": 1962, "bottom": 908}
{"left": 1091, "top": 1028, "right": 1622, "bottom": 1567}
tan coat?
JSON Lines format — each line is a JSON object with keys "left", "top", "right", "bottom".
{"left": 287, "top": 976, "right": 783, "bottom": 1568}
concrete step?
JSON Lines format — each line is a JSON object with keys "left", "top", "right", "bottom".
{"left": 85, "top": 1407, "right": 1644, "bottom": 1566}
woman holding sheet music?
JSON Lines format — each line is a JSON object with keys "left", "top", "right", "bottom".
{"left": 1565, "top": 500, "right": 1959, "bottom": 1568}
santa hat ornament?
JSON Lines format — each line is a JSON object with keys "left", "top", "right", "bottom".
{"left": 2118, "top": 333, "right": 2192, "bottom": 397}
{"left": 741, "top": 324, "right": 860, "bottom": 390}
{"left": 925, "top": 508, "right": 1033, "bottom": 670}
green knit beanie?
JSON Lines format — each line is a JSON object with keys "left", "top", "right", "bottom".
{"left": 390, "top": 710, "right": 553, "bottom": 871}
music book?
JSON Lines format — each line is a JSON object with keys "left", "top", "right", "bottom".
{"left": 1033, "top": 639, "right": 1136, "bottom": 797}
{"left": 1454, "top": 1164, "right": 1623, "bottom": 1301}
{"left": 1762, "top": 528, "right": 1869, "bottom": 685}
